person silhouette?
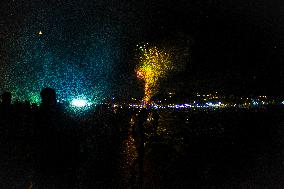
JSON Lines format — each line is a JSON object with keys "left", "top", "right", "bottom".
{"left": 0, "top": 91, "right": 13, "bottom": 143}
{"left": 39, "top": 87, "right": 57, "bottom": 110}
{"left": 131, "top": 108, "right": 149, "bottom": 186}
{"left": 34, "top": 88, "right": 78, "bottom": 188}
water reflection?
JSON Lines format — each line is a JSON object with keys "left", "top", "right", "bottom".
{"left": 1, "top": 106, "right": 284, "bottom": 188}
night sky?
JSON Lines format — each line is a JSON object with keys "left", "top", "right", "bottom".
{"left": 0, "top": 0, "right": 283, "bottom": 103}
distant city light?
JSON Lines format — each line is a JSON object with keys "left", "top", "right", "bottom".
{"left": 71, "top": 99, "right": 88, "bottom": 107}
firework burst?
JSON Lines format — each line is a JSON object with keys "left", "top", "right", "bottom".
{"left": 135, "top": 43, "right": 173, "bottom": 104}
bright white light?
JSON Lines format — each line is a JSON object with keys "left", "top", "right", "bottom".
{"left": 282, "top": 101, "right": 284, "bottom": 105}
{"left": 206, "top": 102, "right": 213, "bottom": 106}
{"left": 71, "top": 99, "right": 87, "bottom": 107}
{"left": 252, "top": 101, "right": 258, "bottom": 106}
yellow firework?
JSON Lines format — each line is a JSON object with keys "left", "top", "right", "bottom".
{"left": 135, "top": 43, "right": 172, "bottom": 104}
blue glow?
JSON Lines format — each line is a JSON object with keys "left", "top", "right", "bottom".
{"left": 1, "top": 8, "right": 127, "bottom": 104}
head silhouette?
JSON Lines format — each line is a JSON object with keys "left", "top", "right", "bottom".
{"left": 1, "top": 91, "right": 12, "bottom": 106}
{"left": 40, "top": 88, "right": 56, "bottom": 107}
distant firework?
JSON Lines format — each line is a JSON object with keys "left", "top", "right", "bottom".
{"left": 135, "top": 43, "right": 173, "bottom": 104}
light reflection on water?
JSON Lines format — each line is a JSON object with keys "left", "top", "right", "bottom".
{"left": 117, "top": 110, "right": 184, "bottom": 187}
{"left": 116, "top": 114, "right": 138, "bottom": 187}
{"left": 3, "top": 107, "right": 284, "bottom": 188}
{"left": 116, "top": 109, "right": 252, "bottom": 186}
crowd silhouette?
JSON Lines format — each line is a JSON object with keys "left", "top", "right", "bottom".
{"left": 0, "top": 88, "right": 160, "bottom": 189}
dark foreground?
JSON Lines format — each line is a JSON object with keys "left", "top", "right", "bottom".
{"left": 1, "top": 106, "right": 284, "bottom": 189}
